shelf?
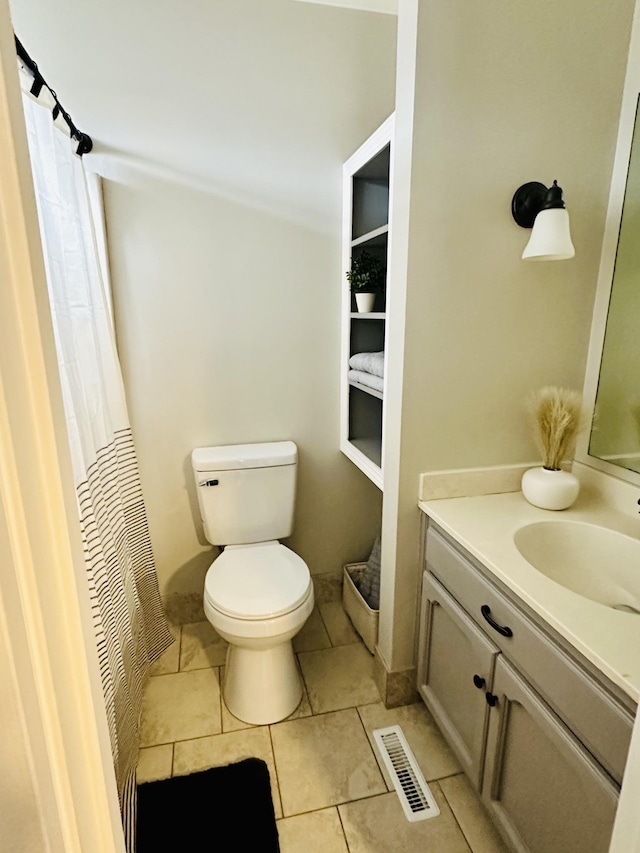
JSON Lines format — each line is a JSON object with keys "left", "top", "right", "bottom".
{"left": 341, "top": 437, "right": 383, "bottom": 490}
{"left": 349, "top": 437, "right": 382, "bottom": 469}
{"left": 349, "top": 380, "right": 383, "bottom": 400}
{"left": 351, "top": 224, "right": 389, "bottom": 248}
{"left": 350, "top": 312, "right": 386, "bottom": 320}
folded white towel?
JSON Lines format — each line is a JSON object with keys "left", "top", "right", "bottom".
{"left": 348, "top": 351, "right": 384, "bottom": 378}
{"left": 348, "top": 369, "right": 384, "bottom": 394}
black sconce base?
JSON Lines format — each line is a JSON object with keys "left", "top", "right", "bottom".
{"left": 511, "top": 182, "right": 549, "bottom": 228}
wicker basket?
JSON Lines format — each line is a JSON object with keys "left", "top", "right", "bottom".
{"left": 342, "top": 562, "right": 379, "bottom": 654}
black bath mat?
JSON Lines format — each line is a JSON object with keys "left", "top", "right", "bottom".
{"left": 136, "top": 757, "right": 280, "bottom": 851}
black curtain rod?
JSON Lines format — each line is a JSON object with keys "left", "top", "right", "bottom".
{"left": 15, "top": 35, "right": 93, "bottom": 157}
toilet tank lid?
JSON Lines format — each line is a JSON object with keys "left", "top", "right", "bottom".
{"left": 192, "top": 441, "right": 297, "bottom": 472}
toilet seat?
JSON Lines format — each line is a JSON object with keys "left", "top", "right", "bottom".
{"left": 204, "top": 541, "right": 311, "bottom": 620}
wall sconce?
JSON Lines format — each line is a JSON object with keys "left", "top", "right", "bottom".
{"left": 511, "top": 180, "right": 575, "bottom": 261}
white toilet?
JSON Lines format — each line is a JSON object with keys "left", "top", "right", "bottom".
{"left": 191, "top": 440, "right": 314, "bottom": 725}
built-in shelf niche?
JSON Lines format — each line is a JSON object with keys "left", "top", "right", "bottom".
{"left": 340, "top": 115, "right": 393, "bottom": 490}
{"left": 352, "top": 146, "right": 390, "bottom": 240}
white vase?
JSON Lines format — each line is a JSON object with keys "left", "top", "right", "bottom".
{"left": 521, "top": 467, "right": 580, "bottom": 511}
{"left": 355, "top": 292, "right": 376, "bottom": 313}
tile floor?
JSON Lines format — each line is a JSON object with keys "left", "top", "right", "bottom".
{"left": 139, "top": 601, "right": 508, "bottom": 852}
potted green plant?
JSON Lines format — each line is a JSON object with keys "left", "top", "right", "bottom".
{"left": 346, "top": 251, "right": 385, "bottom": 313}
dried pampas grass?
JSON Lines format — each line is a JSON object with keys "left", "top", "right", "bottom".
{"left": 528, "top": 386, "right": 583, "bottom": 471}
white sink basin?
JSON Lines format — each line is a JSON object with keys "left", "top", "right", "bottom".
{"left": 514, "top": 521, "right": 640, "bottom": 612}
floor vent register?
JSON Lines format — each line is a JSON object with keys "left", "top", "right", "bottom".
{"left": 372, "top": 725, "right": 440, "bottom": 823}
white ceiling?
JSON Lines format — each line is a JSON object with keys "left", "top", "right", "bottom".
{"left": 8, "top": 0, "right": 396, "bottom": 230}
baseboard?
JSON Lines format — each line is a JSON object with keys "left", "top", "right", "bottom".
{"left": 373, "top": 648, "right": 418, "bottom": 708}
{"left": 312, "top": 570, "right": 343, "bottom": 604}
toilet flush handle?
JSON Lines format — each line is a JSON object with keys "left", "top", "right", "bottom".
{"left": 201, "top": 479, "right": 219, "bottom": 487}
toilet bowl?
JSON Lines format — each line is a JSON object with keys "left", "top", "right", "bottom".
{"left": 204, "top": 540, "right": 314, "bottom": 725}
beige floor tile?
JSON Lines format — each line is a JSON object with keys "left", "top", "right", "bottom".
{"left": 180, "top": 620, "right": 228, "bottom": 670}
{"left": 357, "top": 701, "right": 461, "bottom": 786}
{"left": 319, "top": 601, "right": 360, "bottom": 646}
{"left": 277, "top": 808, "right": 349, "bottom": 853}
{"left": 338, "top": 784, "right": 471, "bottom": 853}
{"left": 293, "top": 606, "right": 331, "bottom": 652}
{"left": 298, "top": 644, "right": 380, "bottom": 714}
{"left": 136, "top": 744, "right": 173, "bottom": 783}
{"left": 270, "top": 708, "right": 386, "bottom": 816}
{"left": 439, "top": 774, "right": 508, "bottom": 853}
{"left": 173, "top": 726, "right": 282, "bottom": 818}
{"left": 220, "top": 665, "right": 312, "bottom": 733}
{"left": 140, "top": 668, "right": 221, "bottom": 746}
{"left": 149, "top": 624, "right": 181, "bottom": 675}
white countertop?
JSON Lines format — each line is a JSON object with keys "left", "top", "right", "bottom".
{"left": 419, "top": 487, "right": 640, "bottom": 703}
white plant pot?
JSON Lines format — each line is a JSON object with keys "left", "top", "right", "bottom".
{"left": 521, "top": 467, "right": 580, "bottom": 511}
{"left": 355, "top": 292, "right": 376, "bottom": 313}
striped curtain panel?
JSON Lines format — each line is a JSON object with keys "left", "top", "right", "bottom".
{"left": 22, "top": 87, "right": 173, "bottom": 850}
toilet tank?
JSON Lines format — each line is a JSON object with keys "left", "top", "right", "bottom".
{"left": 191, "top": 441, "right": 297, "bottom": 546}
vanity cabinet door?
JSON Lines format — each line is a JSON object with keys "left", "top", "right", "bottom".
{"left": 482, "top": 657, "right": 618, "bottom": 853}
{"left": 418, "top": 572, "right": 500, "bottom": 789}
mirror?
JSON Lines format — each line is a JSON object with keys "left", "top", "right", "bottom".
{"left": 578, "top": 27, "right": 640, "bottom": 490}
{"left": 588, "top": 96, "right": 640, "bottom": 476}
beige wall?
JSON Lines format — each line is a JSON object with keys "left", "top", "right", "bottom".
{"left": 380, "top": 0, "right": 636, "bottom": 670}
{"left": 103, "top": 9, "right": 396, "bottom": 600}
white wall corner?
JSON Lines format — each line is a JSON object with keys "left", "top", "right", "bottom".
{"left": 290, "top": 0, "right": 397, "bottom": 14}
{"left": 572, "top": 461, "right": 640, "bottom": 519}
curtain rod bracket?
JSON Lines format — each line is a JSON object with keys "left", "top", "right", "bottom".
{"left": 15, "top": 34, "right": 93, "bottom": 157}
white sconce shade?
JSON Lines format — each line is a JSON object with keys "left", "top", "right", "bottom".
{"left": 511, "top": 180, "right": 575, "bottom": 261}
{"left": 522, "top": 207, "right": 575, "bottom": 261}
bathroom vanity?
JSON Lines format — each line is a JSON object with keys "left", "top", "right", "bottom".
{"left": 417, "top": 488, "right": 640, "bottom": 853}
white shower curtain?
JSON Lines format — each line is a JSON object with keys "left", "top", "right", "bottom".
{"left": 21, "top": 85, "right": 172, "bottom": 851}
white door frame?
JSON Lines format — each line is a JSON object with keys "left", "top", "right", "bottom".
{"left": 0, "top": 4, "right": 124, "bottom": 850}
{"left": 2, "top": 0, "right": 640, "bottom": 849}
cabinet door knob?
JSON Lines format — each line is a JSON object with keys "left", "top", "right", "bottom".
{"left": 481, "top": 604, "right": 513, "bottom": 638}
{"left": 485, "top": 691, "right": 499, "bottom": 707}
{"left": 473, "top": 674, "right": 486, "bottom": 689}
